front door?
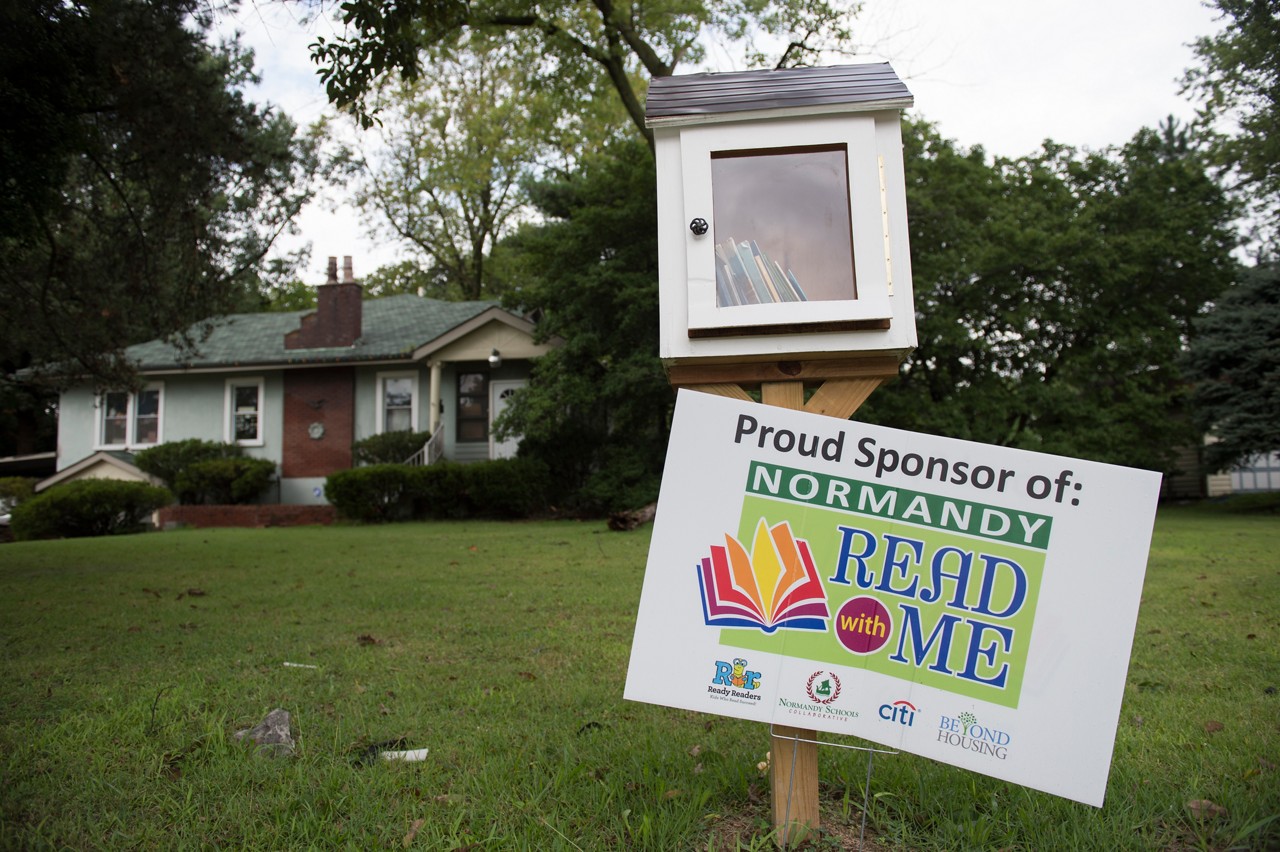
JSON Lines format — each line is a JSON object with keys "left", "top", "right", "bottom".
{"left": 490, "top": 380, "right": 526, "bottom": 460}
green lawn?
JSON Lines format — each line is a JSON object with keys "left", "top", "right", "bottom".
{"left": 0, "top": 507, "right": 1276, "bottom": 850}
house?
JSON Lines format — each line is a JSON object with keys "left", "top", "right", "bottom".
{"left": 49, "top": 257, "right": 555, "bottom": 505}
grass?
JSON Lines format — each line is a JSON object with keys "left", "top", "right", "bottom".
{"left": 0, "top": 506, "right": 1277, "bottom": 850}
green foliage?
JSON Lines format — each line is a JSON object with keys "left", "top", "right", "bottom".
{"left": 310, "top": 0, "right": 855, "bottom": 143}
{"left": 1184, "top": 263, "right": 1280, "bottom": 470}
{"left": 345, "top": 41, "right": 568, "bottom": 301}
{"left": 0, "top": 477, "right": 36, "bottom": 512}
{"left": 1183, "top": 0, "right": 1280, "bottom": 249}
{"left": 9, "top": 479, "right": 171, "bottom": 540}
{"left": 324, "top": 464, "right": 415, "bottom": 522}
{"left": 1, "top": 0, "right": 318, "bottom": 388}
{"left": 859, "top": 119, "right": 1239, "bottom": 472}
{"left": 497, "top": 138, "right": 672, "bottom": 513}
{"left": 324, "top": 460, "right": 550, "bottom": 522}
{"left": 464, "top": 458, "right": 551, "bottom": 518}
{"left": 351, "top": 430, "right": 432, "bottom": 465}
{"left": 134, "top": 439, "right": 242, "bottom": 496}
{"left": 173, "top": 458, "right": 276, "bottom": 506}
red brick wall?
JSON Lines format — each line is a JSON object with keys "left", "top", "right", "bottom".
{"left": 284, "top": 282, "right": 363, "bottom": 349}
{"left": 283, "top": 368, "right": 355, "bottom": 478}
{"left": 158, "top": 505, "right": 337, "bottom": 529}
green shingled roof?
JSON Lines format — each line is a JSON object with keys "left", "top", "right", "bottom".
{"left": 127, "top": 295, "right": 499, "bottom": 371}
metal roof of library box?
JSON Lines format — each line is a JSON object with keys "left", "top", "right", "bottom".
{"left": 645, "top": 63, "right": 913, "bottom": 128}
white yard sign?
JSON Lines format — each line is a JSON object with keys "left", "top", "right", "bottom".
{"left": 624, "top": 390, "right": 1162, "bottom": 806}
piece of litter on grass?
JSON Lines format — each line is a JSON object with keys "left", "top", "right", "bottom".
{"left": 381, "top": 748, "right": 430, "bottom": 762}
{"left": 283, "top": 662, "right": 319, "bottom": 669}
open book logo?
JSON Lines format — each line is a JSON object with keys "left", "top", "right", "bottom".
{"left": 697, "top": 519, "right": 831, "bottom": 633}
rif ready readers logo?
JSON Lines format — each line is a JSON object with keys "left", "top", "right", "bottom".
{"left": 707, "top": 658, "right": 763, "bottom": 704}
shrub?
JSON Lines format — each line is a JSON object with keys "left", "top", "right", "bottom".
{"left": 324, "top": 459, "right": 552, "bottom": 523}
{"left": 0, "top": 477, "right": 37, "bottom": 514}
{"left": 324, "top": 465, "right": 416, "bottom": 522}
{"left": 414, "top": 462, "right": 471, "bottom": 519}
{"left": 135, "top": 439, "right": 241, "bottom": 497}
{"left": 352, "top": 431, "right": 432, "bottom": 465}
{"left": 10, "top": 480, "right": 172, "bottom": 541}
{"left": 466, "top": 459, "right": 552, "bottom": 518}
{"left": 174, "top": 458, "right": 276, "bottom": 505}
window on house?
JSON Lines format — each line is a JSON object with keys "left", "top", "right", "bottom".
{"left": 226, "top": 379, "right": 264, "bottom": 445}
{"left": 377, "top": 372, "right": 418, "bottom": 433}
{"left": 98, "top": 384, "right": 163, "bottom": 448}
{"left": 456, "top": 372, "right": 489, "bottom": 442}
{"left": 101, "top": 391, "right": 130, "bottom": 446}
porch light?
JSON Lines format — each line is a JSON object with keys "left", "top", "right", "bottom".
{"left": 488, "top": 349, "right": 502, "bottom": 369}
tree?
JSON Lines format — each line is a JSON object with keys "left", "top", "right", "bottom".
{"left": 310, "top": 0, "right": 857, "bottom": 145}
{"left": 1183, "top": 263, "right": 1280, "bottom": 470}
{"left": 342, "top": 38, "right": 567, "bottom": 300}
{"left": 1182, "top": 0, "right": 1280, "bottom": 249}
{"left": 1, "top": 0, "right": 318, "bottom": 389}
{"left": 495, "top": 138, "right": 671, "bottom": 512}
{"left": 859, "top": 119, "right": 1238, "bottom": 471}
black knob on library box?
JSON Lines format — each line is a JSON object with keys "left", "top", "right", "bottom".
{"left": 689, "top": 217, "right": 709, "bottom": 236}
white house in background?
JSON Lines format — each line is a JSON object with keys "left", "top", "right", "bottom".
{"left": 48, "top": 257, "right": 555, "bottom": 504}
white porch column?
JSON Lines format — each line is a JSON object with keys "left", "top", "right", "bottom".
{"left": 428, "top": 361, "right": 442, "bottom": 433}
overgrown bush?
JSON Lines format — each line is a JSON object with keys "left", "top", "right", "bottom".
{"left": 324, "top": 464, "right": 417, "bottom": 522}
{"left": 135, "top": 439, "right": 241, "bottom": 496}
{"left": 324, "top": 459, "right": 552, "bottom": 523}
{"left": 0, "top": 477, "right": 37, "bottom": 514}
{"left": 174, "top": 458, "right": 276, "bottom": 505}
{"left": 414, "top": 463, "right": 471, "bottom": 519}
{"left": 10, "top": 480, "right": 172, "bottom": 541}
{"left": 466, "top": 459, "right": 551, "bottom": 518}
{"left": 352, "top": 431, "right": 432, "bottom": 465}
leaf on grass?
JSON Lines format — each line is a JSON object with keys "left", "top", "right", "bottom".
{"left": 576, "top": 721, "right": 603, "bottom": 736}
{"left": 689, "top": 744, "right": 703, "bottom": 757}
{"left": 1204, "top": 720, "right": 1224, "bottom": 733}
{"left": 1247, "top": 633, "right": 1257, "bottom": 639}
{"left": 1186, "top": 799, "right": 1227, "bottom": 820}
{"left": 1131, "top": 716, "right": 1145, "bottom": 727}
{"left": 357, "top": 634, "right": 382, "bottom": 646}
{"left": 433, "top": 794, "right": 463, "bottom": 805}
{"left": 127, "top": 626, "right": 141, "bottom": 633}
{"left": 402, "top": 817, "right": 424, "bottom": 848}
{"left": 379, "top": 703, "right": 391, "bottom": 716}
{"left": 468, "top": 546, "right": 478, "bottom": 552}
{"left": 664, "top": 789, "right": 683, "bottom": 799}
{"left": 516, "top": 671, "right": 536, "bottom": 681}
{"left": 693, "top": 762, "right": 705, "bottom": 774}
{"left": 186, "top": 588, "right": 206, "bottom": 597}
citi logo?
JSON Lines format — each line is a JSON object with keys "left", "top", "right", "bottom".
{"left": 878, "top": 700, "right": 918, "bottom": 727}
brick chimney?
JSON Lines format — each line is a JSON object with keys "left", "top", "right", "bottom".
{"left": 285, "top": 256, "right": 363, "bottom": 349}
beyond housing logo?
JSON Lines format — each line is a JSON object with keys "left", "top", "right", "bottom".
{"left": 937, "top": 711, "right": 1011, "bottom": 760}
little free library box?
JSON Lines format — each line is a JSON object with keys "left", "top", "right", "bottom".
{"left": 648, "top": 63, "right": 917, "bottom": 367}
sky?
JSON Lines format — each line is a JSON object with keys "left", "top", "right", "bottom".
{"left": 219, "top": 0, "right": 1225, "bottom": 285}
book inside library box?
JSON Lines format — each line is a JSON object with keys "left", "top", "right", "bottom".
{"left": 710, "top": 144, "right": 857, "bottom": 310}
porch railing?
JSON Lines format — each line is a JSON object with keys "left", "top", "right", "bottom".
{"left": 404, "top": 426, "right": 444, "bottom": 467}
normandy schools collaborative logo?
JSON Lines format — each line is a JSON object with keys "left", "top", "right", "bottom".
{"left": 696, "top": 518, "right": 830, "bottom": 633}
{"left": 805, "top": 671, "right": 842, "bottom": 704}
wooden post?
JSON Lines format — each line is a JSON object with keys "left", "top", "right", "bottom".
{"left": 684, "top": 367, "right": 888, "bottom": 846}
